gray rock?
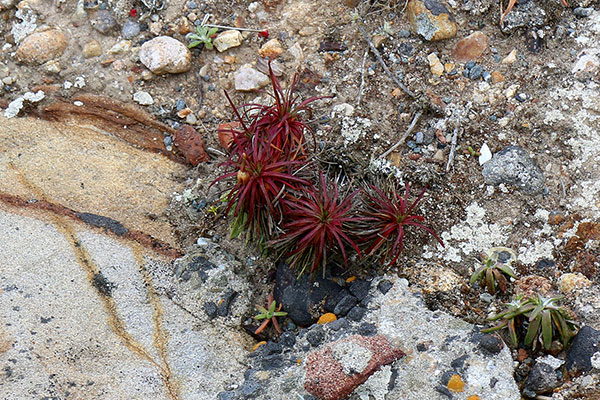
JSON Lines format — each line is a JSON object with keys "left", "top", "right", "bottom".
{"left": 90, "top": 10, "right": 118, "bottom": 34}
{"left": 501, "top": 0, "right": 545, "bottom": 33}
{"left": 481, "top": 145, "right": 545, "bottom": 194}
{"left": 121, "top": 20, "right": 140, "bottom": 39}
{"left": 523, "top": 360, "right": 561, "bottom": 397}
{"left": 574, "top": 7, "right": 593, "bottom": 17}
{"left": 139, "top": 36, "right": 192, "bottom": 74}
{"left": 334, "top": 294, "right": 359, "bottom": 316}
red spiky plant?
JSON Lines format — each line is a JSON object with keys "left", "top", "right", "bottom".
{"left": 273, "top": 172, "right": 362, "bottom": 277}
{"left": 214, "top": 63, "right": 324, "bottom": 239}
{"left": 219, "top": 62, "right": 327, "bottom": 162}
{"left": 214, "top": 138, "right": 310, "bottom": 239}
{"left": 359, "top": 183, "right": 444, "bottom": 266}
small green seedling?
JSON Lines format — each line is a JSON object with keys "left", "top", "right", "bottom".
{"left": 470, "top": 247, "right": 517, "bottom": 294}
{"left": 187, "top": 25, "right": 219, "bottom": 50}
{"left": 483, "top": 294, "right": 578, "bottom": 351}
{"left": 253, "top": 294, "right": 287, "bottom": 335}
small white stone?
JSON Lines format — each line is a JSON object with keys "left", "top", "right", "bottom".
{"left": 109, "top": 40, "right": 132, "bottom": 55}
{"left": 502, "top": 49, "right": 517, "bottom": 64}
{"left": 23, "top": 90, "right": 45, "bottom": 102}
{"left": 234, "top": 64, "right": 269, "bottom": 91}
{"left": 196, "top": 237, "right": 210, "bottom": 246}
{"left": 4, "top": 97, "right": 24, "bottom": 118}
{"left": 185, "top": 113, "right": 197, "bottom": 124}
{"left": 63, "top": 81, "right": 73, "bottom": 89}
{"left": 247, "top": 1, "right": 259, "bottom": 12}
{"left": 478, "top": 143, "right": 492, "bottom": 165}
{"left": 73, "top": 101, "right": 84, "bottom": 106}
{"left": 133, "top": 91, "right": 154, "bottom": 105}
{"left": 74, "top": 77, "right": 86, "bottom": 88}
{"left": 213, "top": 30, "right": 243, "bottom": 53}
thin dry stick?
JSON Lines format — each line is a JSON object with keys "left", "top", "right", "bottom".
{"left": 379, "top": 110, "right": 423, "bottom": 159}
{"left": 356, "top": 49, "right": 368, "bottom": 106}
{"left": 357, "top": 23, "right": 416, "bottom": 99}
{"left": 446, "top": 124, "right": 459, "bottom": 172}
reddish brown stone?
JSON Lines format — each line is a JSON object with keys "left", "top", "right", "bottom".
{"left": 217, "top": 121, "right": 241, "bottom": 150}
{"left": 304, "top": 335, "right": 405, "bottom": 400}
{"left": 173, "top": 124, "right": 209, "bottom": 166}
{"left": 514, "top": 275, "right": 553, "bottom": 298}
{"left": 453, "top": 31, "right": 488, "bottom": 62}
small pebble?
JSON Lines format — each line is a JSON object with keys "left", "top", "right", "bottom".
{"left": 415, "top": 131, "right": 424, "bottom": 144}
{"left": 574, "top": 7, "right": 593, "bottom": 17}
{"left": 482, "top": 71, "right": 491, "bottom": 82}
{"left": 90, "top": 9, "right": 118, "bottom": 35}
{"left": 515, "top": 93, "right": 528, "bottom": 102}
{"left": 187, "top": 0, "right": 198, "bottom": 9}
{"left": 469, "top": 65, "right": 483, "bottom": 80}
{"left": 121, "top": 20, "right": 140, "bottom": 40}
{"left": 175, "top": 98, "right": 186, "bottom": 111}
{"left": 133, "top": 91, "right": 154, "bottom": 105}
{"left": 465, "top": 61, "right": 476, "bottom": 69}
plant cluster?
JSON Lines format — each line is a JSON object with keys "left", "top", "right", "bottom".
{"left": 482, "top": 294, "right": 578, "bottom": 351}
{"left": 253, "top": 294, "right": 287, "bottom": 335}
{"left": 187, "top": 25, "right": 219, "bottom": 49}
{"left": 213, "top": 63, "right": 444, "bottom": 277}
{"left": 470, "top": 248, "right": 516, "bottom": 294}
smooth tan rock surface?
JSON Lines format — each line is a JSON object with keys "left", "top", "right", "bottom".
{"left": 0, "top": 116, "right": 185, "bottom": 247}
{"left": 0, "top": 116, "right": 250, "bottom": 399}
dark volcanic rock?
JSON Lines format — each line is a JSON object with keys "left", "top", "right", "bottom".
{"left": 565, "top": 326, "right": 600, "bottom": 374}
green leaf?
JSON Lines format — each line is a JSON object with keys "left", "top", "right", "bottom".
{"left": 205, "top": 42, "right": 214, "bottom": 50}
{"left": 486, "top": 268, "right": 496, "bottom": 294}
{"left": 208, "top": 27, "right": 219, "bottom": 36}
{"left": 230, "top": 211, "right": 248, "bottom": 238}
{"left": 273, "top": 311, "right": 288, "bottom": 317}
{"left": 542, "top": 309, "right": 552, "bottom": 350}
{"left": 508, "top": 318, "right": 518, "bottom": 347}
{"left": 470, "top": 265, "right": 487, "bottom": 284}
{"left": 481, "top": 320, "right": 508, "bottom": 333}
{"left": 269, "top": 301, "right": 277, "bottom": 314}
{"left": 254, "top": 313, "right": 268, "bottom": 320}
{"left": 188, "top": 41, "right": 202, "bottom": 49}
{"left": 496, "top": 263, "right": 516, "bottom": 278}
{"left": 524, "top": 315, "right": 541, "bottom": 347}
{"left": 529, "top": 303, "right": 545, "bottom": 323}
{"left": 256, "top": 305, "right": 268, "bottom": 314}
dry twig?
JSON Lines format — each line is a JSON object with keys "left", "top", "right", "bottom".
{"left": 379, "top": 110, "right": 423, "bottom": 159}
{"left": 446, "top": 124, "right": 459, "bottom": 172}
{"left": 356, "top": 23, "right": 416, "bottom": 99}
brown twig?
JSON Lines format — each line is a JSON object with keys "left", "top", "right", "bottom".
{"left": 356, "top": 23, "right": 416, "bottom": 99}
{"left": 379, "top": 110, "right": 423, "bottom": 159}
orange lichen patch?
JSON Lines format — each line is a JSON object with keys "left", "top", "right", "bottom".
{"left": 296, "top": 358, "right": 302, "bottom": 365}
{"left": 467, "top": 396, "right": 480, "bottom": 400}
{"left": 447, "top": 374, "right": 465, "bottom": 393}
{"left": 218, "top": 299, "right": 224, "bottom": 306}
{"left": 251, "top": 341, "right": 266, "bottom": 352}
{"left": 317, "top": 313, "right": 338, "bottom": 324}
{"left": 346, "top": 276, "right": 356, "bottom": 283}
